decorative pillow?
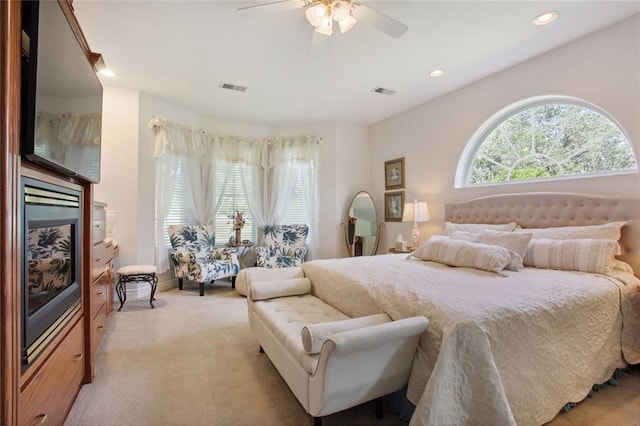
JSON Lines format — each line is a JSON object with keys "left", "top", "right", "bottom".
{"left": 301, "top": 313, "right": 391, "bottom": 354}
{"left": 516, "top": 222, "right": 624, "bottom": 240}
{"left": 412, "top": 239, "right": 514, "bottom": 275}
{"left": 449, "top": 231, "right": 483, "bottom": 243}
{"left": 523, "top": 238, "right": 618, "bottom": 274}
{"left": 443, "top": 221, "right": 518, "bottom": 236}
{"left": 612, "top": 259, "right": 635, "bottom": 274}
{"left": 481, "top": 230, "right": 533, "bottom": 270}
{"left": 250, "top": 278, "right": 311, "bottom": 301}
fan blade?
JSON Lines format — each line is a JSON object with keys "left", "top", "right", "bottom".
{"left": 351, "top": 3, "right": 408, "bottom": 39}
{"left": 237, "top": 0, "right": 306, "bottom": 14}
{"left": 309, "top": 29, "right": 329, "bottom": 55}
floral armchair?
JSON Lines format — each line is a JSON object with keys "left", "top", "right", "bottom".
{"left": 255, "top": 224, "right": 309, "bottom": 268}
{"left": 168, "top": 224, "right": 239, "bottom": 296}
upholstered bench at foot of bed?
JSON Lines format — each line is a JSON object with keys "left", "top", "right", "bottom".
{"left": 246, "top": 275, "right": 429, "bottom": 425}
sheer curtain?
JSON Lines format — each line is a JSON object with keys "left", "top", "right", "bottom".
{"left": 154, "top": 153, "right": 181, "bottom": 272}
{"left": 150, "top": 116, "right": 320, "bottom": 272}
{"left": 267, "top": 136, "right": 320, "bottom": 256}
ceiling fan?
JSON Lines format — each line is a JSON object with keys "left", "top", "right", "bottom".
{"left": 237, "top": 0, "right": 408, "bottom": 39}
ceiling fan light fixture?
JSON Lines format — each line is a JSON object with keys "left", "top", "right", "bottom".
{"left": 338, "top": 15, "right": 357, "bottom": 33}
{"left": 316, "top": 19, "right": 333, "bottom": 36}
{"left": 306, "top": 4, "right": 327, "bottom": 27}
{"left": 332, "top": 0, "right": 351, "bottom": 21}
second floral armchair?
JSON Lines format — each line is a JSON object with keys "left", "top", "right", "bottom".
{"left": 255, "top": 224, "right": 309, "bottom": 268}
{"left": 168, "top": 223, "right": 239, "bottom": 296}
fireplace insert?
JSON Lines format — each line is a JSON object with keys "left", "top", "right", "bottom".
{"left": 21, "top": 177, "right": 82, "bottom": 365}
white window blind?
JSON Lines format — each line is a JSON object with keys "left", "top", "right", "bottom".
{"left": 280, "top": 162, "right": 311, "bottom": 227}
{"left": 213, "top": 161, "right": 257, "bottom": 245}
{"left": 156, "top": 158, "right": 194, "bottom": 247}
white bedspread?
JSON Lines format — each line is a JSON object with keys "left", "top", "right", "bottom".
{"left": 301, "top": 254, "right": 640, "bottom": 426}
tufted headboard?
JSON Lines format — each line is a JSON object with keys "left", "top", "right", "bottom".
{"left": 444, "top": 192, "right": 640, "bottom": 277}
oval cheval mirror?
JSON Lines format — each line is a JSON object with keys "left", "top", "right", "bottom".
{"left": 340, "top": 191, "right": 384, "bottom": 256}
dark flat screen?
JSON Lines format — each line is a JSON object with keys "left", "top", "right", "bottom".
{"left": 23, "top": 1, "right": 103, "bottom": 183}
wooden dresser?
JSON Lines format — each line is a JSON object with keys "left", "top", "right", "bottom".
{"left": 88, "top": 201, "right": 117, "bottom": 379}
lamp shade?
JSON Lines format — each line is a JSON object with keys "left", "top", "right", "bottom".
{"left": 402, "top": 200, "right": 430, "bottom": 223}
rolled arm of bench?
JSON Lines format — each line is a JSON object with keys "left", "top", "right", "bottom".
{"left": 308, "top": 316, "right": 429, "bottom": 417}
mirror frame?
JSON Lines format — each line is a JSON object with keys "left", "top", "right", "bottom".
{"left": 340, "top": 191, "right": 384, "bottom": 257}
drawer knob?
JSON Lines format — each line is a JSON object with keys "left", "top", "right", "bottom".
{"left": 73, "top": 353, "right": 84, "bottom": 361}
{"left": 96, "top": 292, "right": 104, "bottom": 296}
{"left": 35, "top": 414, "right": 48, "bottom": 425}
{"left": 97, "top": 325, "right": 104, "bottom": 330}
{"left": 95, "top": 223, "right": 102, "bottom": 228}
{"left": 95, "top": 258, "right": 103, "bottom": 262}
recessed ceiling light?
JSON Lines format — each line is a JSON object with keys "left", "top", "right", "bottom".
{"left": 429, "top": 69, "right": 445, "bottom": 78}
{"left": 98, "top": 68, "right": 116, "bottom": 77}
{"left": 532, "top": 11, "right": 559, "bottom": 26}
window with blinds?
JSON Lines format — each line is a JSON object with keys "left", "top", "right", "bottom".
{"left": 280, "top": 162, "right": 311, "bottom": 227}
{"left": 213, "top": 161, "right": 258, "bottom": 245}
{"left": 157, "top": 159, "right": 311, "bottom": 249}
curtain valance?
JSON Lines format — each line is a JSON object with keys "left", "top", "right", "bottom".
{"left": 148, "top": 116, "right": 319, "bottom": 167}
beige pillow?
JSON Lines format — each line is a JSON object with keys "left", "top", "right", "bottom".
{"left": 301, "top": 313, "right": 391, "bottom": 354}
{"left": 481, "top": 230, "right": 533, "bottom": 270}
{"left": 523, "top": 239, "right": 618, "bottom": 274}
{"left": 412, "top": 239, "right": 514, "bottom": 275}
{"left": 516, "top": 222, "right": 624, "bottom": 240}
{"left": 443, "top": 221, "right": 518, "bottom": 236}
{"left": 450, "top": 231, "right": 483, "bottom": 242}
{"left": 250, "top": 278, "right": 311, "bottom": 300}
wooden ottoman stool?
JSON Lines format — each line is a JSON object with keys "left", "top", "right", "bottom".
{"left": 116, "top": 265, "right": 158, "bottom": 311}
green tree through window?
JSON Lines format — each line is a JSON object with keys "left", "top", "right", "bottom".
{"left": 464, "top": 100, "right": 637, "bottom": 186}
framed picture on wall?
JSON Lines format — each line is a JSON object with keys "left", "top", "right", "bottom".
{"left": 384, "top": 191, "right": 405, "bottom": 222}
{"left": 384, "top": 157, "right": 405, "bottom": 190}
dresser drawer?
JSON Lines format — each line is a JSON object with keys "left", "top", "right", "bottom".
{"left": 92, "top": 241, "right": 108, "bottom": 282}
{"left": 91, "top": 274, "right": 108, "bottom": 319}
{"left": 92, "top": 204, "right": 106, "bottom": 244}
{"left": 19, "top": 319, "right": 85, "bottom": 426}
{"left": 91, "top": 304, "right": 108, "bottom": 358}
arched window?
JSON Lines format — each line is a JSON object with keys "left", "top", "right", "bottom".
{"left": 455, "top": 96, "right": 638, "bottom": 187}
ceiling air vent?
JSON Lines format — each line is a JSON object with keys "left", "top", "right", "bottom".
{"left": 372, "top": 87, "right": 396, "bottom": 95}
{"left": 219, "top": 82, "right": 247, "bottom": 92}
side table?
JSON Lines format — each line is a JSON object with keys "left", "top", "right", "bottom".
{"left": 388, "top": 247, "right": 414, "bottom": 254}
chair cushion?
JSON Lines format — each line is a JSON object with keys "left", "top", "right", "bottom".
{"left": 118, "top": 264, "right": 157, "bottom": 275}
{"left": 168, "top": 224, "right": 216, "bottom": 252}
{"left": 252, "top": 295, "right": 349, "bottom": 350}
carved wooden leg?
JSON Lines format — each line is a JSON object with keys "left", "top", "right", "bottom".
{"left": 374, "top": 397, "right": 383, "bottom": 419}
{"left": 231, "top": 275, "right": 236, "bottom": 289}
{"left": 199, "top": 282, "right": 205, "bottom": 296}
{"left": 178, "top": 277, "right": 183, "bottom": 290}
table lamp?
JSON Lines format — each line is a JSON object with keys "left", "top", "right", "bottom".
{"left": 402, "top": 199, "right": 430, "bottom": 248}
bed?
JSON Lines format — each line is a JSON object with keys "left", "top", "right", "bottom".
{"left": 301, "top": 193, "right": 640, "bottom": 426}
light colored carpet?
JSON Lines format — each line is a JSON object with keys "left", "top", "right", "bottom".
{"left": 65, "top": 284, "right": 640, "bottom": 426}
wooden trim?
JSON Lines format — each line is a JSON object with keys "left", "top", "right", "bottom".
{"left": 58, "top": 0, "right": 104, "bottom": 72}
{"left": 82, "top": 182, "right": 95, "bottom": 383}
{"left": 1, "top": 1, "right": 23, "bottom": 424}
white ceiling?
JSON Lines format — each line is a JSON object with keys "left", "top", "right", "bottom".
{"left": 72, "top": 1, "right": 640, "bottom": 126}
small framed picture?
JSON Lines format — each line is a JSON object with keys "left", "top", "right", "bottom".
{"left": 384, "top": 191, "right": 405, "bottom": 222}
{"left": 384, "top": 157, "right": 405, "bottom": 190}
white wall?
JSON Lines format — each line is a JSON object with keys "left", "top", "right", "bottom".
{"left": 94, "top": 87, "right": 139, "bottom": 272}
{"left": 370, "top": 15, "right": 640, "bottom": 250}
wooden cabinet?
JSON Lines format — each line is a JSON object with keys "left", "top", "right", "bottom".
{"left": 1, "top": 1, "right": 106, "bottom": 424}
{"left": 19, "top": 317, "right": 85, "bottom": 426}
{"left": 87, "top": 202, "right": 117, "bottom": 379}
